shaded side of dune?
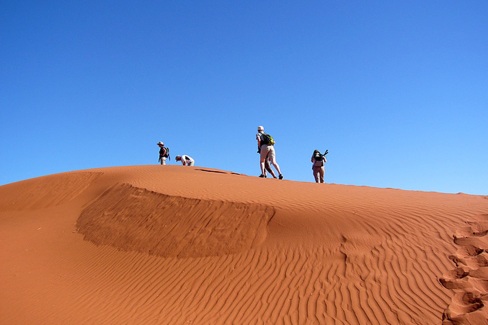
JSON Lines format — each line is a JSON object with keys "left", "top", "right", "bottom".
{"left": 76, "top": 183, "right": 275, "bottom": 258}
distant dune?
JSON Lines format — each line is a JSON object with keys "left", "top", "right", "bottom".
{"left": 1, "top": 165, "right": 487, "bottom": 324}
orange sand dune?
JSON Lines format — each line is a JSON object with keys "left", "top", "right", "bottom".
{"left": 1, "top": 165, "right": 487, "bottom": 324}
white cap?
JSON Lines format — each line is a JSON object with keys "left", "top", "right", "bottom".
{"left": 257, "top": 126, "right": 264, "bottom": 132}
{"left": 157, "top": 141, "right": 164, "bottom": 145}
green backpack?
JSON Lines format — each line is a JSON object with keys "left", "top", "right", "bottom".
{"left": 261, "top": 133, "right": 275, "bottom": 145}
{"left": 163, "top": 146, "right": 170, "bottom": 159}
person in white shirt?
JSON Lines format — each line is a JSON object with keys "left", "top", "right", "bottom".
{"left": 175, "top": 155, "right": 195, "bottom": 166}
{"left": 256, "top": 125, "right": 283, "bottom": 179}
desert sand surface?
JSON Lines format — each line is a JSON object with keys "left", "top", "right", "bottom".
{"left": 1, "top": 165, "right": 487, "bottom": 325}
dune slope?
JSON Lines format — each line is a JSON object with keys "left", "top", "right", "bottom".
{"left": 1, "top": 165, "right": 487, "bottom": 324}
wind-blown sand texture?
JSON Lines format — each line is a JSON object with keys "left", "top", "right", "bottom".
{"left": 1, "top": 165, "right": 487, "bottom": 325}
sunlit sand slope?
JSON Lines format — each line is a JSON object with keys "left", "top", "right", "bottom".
{"left": 0, "top": 165, "right": 487, "bottom": 324}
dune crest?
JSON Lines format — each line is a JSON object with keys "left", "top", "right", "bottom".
{"left": 0, "top": 172, "right": 102, "bottom": 211}
{"left": 77, "top": 183, "right": 275, "bottom": 258}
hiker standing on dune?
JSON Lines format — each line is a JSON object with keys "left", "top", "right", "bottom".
{"left": 311, "top": 149, "right": 328, "bottom": 183}
{"left": 157, "top": 141, "right": 170, "bottom": 165}
{"left": 256, "top": 125, "right": 283, "bottom": 179}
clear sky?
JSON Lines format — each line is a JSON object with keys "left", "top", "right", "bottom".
{"left": 1, "top": 1, "right": 487, "bottom": 195}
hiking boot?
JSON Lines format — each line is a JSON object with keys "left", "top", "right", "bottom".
{"left": 259, "top": 174, "right": 266, "bottom": 178}
{"left": 279, "top": 174, "right": 283, "bottom": 180}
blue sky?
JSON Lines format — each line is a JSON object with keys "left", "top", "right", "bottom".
{"left": 1, "top": 1, "right": 487, "bottom": 195}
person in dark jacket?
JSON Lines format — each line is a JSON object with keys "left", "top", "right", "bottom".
{"left": 311, "top": 149, "right": 327, "bottom": 183}
{"left": 157, "top": 141, "right": 169, "bottom": 165}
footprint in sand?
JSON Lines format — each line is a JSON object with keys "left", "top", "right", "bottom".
{"left": 439, "top": 216, "right": 488, "bottom": 324}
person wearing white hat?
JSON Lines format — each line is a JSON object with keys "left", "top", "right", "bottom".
{"left": 256, "top": 126, "right": 283, "bottom": 179}
{"left": 157, "top": 141, "right": 169, "bottom": 165}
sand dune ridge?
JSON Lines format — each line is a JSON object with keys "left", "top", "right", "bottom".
{"left": 0, "top": 172, "right": 102, "bottom": 211}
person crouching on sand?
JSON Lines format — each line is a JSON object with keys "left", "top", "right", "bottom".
{"left": 175, "top": 155, "right": 195, "bottom": 166}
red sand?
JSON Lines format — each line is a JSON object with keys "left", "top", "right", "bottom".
{"left": 1, "top": 165, "right": 487, "bottom": 324}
